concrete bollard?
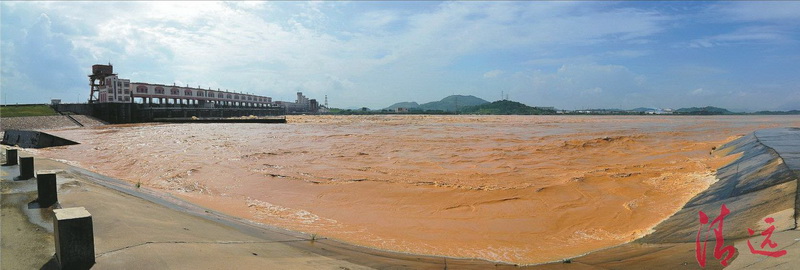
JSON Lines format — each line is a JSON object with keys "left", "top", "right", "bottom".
{"left": 19, "top": 157, "right": 34, "bottom": 180}
{"left": 5, "top": 149, "right": 18, "bottom": 165}
{"left": 36, "top": 171, "right": 58, "bottom": 208}
{"left": 53, "top": 207, "right": 95, "bottom": 269}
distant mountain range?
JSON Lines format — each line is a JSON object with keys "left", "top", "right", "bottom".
{"left": 384, "top": 95, "right": 489, "bottom": 112}
{"left": 383, "top": 96, "right": 556, "bottom": 115}
{"left": 371, "top": 96, "right": 799, "bottom": 115}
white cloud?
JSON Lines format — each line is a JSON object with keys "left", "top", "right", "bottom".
{"left": 394, "top": 2, "right": 668, "bottom": 59}
{"left": 0, "top": 8, "right": 85, "bottom": 104}
{"left": 688, "top": 26, "right": 791, "bottom": 48}
{"left": 523, "top": 56, "right": 595, "bottom": 67}
{"left": 690, "top": 88, "right": 709, "bottom": 96}
{"left": 582, "top": 87, "right": 603, "bottom": 95}
{"left": 483, "top": 70, "right": 504, "bottom": 78}
{"left": 714, "top": 2, "right": 800, "bottom": 23}
{"left": 601, "top": 50, "right": 651, "bottom": 58}
{"left": 356, "top": 10, "right": 401, "bottom": 31}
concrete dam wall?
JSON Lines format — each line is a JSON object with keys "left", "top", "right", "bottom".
{"left": 54, "top": 103, "right": 284, "bottom": 124}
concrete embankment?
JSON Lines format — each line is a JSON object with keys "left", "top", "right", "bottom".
{"left": 0, "top": 115, "right": 105, "bottom": 131}
{"left": 639, "top": 127, "right": 798, "bottom": 243}
{"left": 538, "top": 127, "right": 800, "bottom": 269}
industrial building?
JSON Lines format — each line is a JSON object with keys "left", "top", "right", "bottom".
{"left": 274, "top": 92, "right": 319, "bottom": 113}
{"left": 88, "top": 64, "right": 317, "bottom": 113}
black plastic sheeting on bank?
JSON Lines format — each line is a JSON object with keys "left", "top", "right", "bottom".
{"left": 1, "top": 129, "right": 79, "bottom": 148}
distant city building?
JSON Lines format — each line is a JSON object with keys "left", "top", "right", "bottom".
{"left": 645, "top": 109, "right": 674, "bottom": 115}
{"left": 273, "top": 92, "right": 318, "bottom": 113}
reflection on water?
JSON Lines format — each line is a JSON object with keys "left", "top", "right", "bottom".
{"left": 40, "top": 115, "right": 800, "bottom": 264}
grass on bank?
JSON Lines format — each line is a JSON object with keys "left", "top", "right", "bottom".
{"left": 0, "top": 105, "right": 59, "bottom": 117}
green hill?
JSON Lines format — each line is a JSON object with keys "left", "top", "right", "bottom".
{"left": 752, "top": 110, "right": 800, "bottom": 115}
{"left": 419, "top": 95, "right": 488, "bottom": 112}
{"left": 384, "top": 102, "right": 420, "bottom": 110}
{"left": 383, "top": 95, "right": 489, "bottom": 112}
{"left": 460, "top": 100, "right": 555, "bottom": 115}
{"left": 674, "top": 106, "right": 734, "bottom": 115}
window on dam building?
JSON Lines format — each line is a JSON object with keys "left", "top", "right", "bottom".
{"left": 155, "top": 87, "right": 165, "bottom": 94}
{"left": 136, "top": 86, "right": 147, "bottom": 93}
{"left": 184, "top": 89, "right": 192, "bottom": 96}
{"left": 171, "top": 88, "right": 180, "bottom": 95}
{"left": 197, "top": 91, "right": 204, "bottom": 97}
{"left": 218, "top": 93, "right": 224, "bottom": 98}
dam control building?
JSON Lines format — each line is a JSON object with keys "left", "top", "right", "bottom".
{"left": 88, "top": 64, "right": 318, "bottom": 114}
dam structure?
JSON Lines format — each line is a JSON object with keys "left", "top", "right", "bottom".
{"left": 54, "top": 64, "right": 319, "bottom": 123}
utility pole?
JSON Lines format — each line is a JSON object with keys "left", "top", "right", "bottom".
{"left": 454, "top": 95, "right": 459, "bottom": 114}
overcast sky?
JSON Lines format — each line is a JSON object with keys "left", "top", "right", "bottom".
{"left": 2, "top": 1, "right": 799, "bottom": 111}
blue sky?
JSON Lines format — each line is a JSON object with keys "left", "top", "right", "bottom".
{"left": 1, "top": 1, "right": 799, "bottom": 111}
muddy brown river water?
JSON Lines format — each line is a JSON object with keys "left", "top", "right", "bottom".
{"left": 36, "top": 115, "right": 800, "bottom": 264}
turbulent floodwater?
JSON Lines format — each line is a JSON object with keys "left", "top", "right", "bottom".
{"left": 38, "top": 115, "right": 800, "bottom": 264}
